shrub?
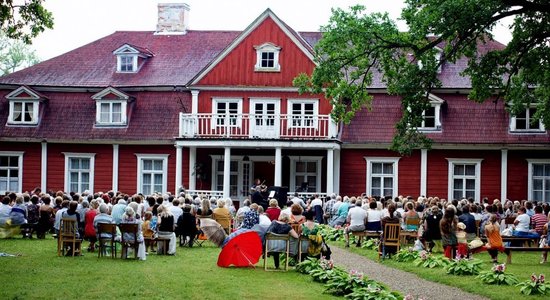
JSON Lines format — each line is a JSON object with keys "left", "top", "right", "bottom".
{"left": 394, "top": 248, "right": 420, "bottom": 262}
{"left": 517, "top": 274, "right": 550, "bottom": 295}
{"left": 445, "top": 254, "right": 482, "bottom": 276}
{"left": 413, "top": 251, "right": 449, "bottom": 268}
{"left": 476, "top": 264, "right": 519, "bottom": 285}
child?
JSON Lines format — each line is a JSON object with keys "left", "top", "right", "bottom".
{"left": 142, "top": 211, "right": 155, "bottom": 253}
{"left": 456, "top": 222, "right": 469, "bottom": 258}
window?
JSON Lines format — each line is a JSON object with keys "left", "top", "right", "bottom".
{"left": 365, "top": 157, "right": 399, "bottom": 198}
{"left": 289, "top": 156, "right": 322, "bottom": 192}
{"left": 528, "top": 160, "right": 550, "bottom": 202}
{"left": 254, "top": 42, "right": 281, "bottom": 72}
{"left": 0, "top": 152, "right": 23, "bottom": 194}
{"left": 447, "top": 159, "right": 482, "bottom": 201}
{"left": 113, "top": 44, "right": 153, "bottom": 73}
{"left": 92, "top": 87, "right": 130, "bottom": 126}
{"left": 64, "top": 153, "right": 95, "bottom": 193}
{"left": 213, "top": 98, "right": 242, "bottom": 127}
{"left": 215, "top": 160, "right": 239, "bottom": 197}
{"left": 8, "top": 101, "right": 38, "bottom": 124}
{"left": 288, "top": 99, "right": 318, "bottom": 128}
{"left": 119, "top": 55, "right": 135, "bottom": 72}
{"left": 510, "top": 107, "right": 545, "bottom": 132}
{"left": 136, "top": 154, "right": 168, "bottom": 195}
{"left": 418, "top": 47, "right": 443, "bottom": 73}
{"left": 419, "top": 94, "right": 443, "bottom": 131}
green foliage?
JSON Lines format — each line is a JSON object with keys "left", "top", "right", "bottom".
{"left": 361, "top": 238, "right": 380, "bottom": 250}
{"left": 393, "top": 248, "right": 420, "bottom": 262}
{"left": 345, "top": 286, "right": 402, "bottom": 300}
{"left": 324, "top": 269, "right": 384, "bottom": 297}
{"left": 0, "top": 0, "right": 53, "bottom": 43}
{"left": 296, "top": 256, "right": 321, "bottom": 274}
{"left": 517, "top": 274, "right": 550, "bottom": 296}
{"left": 476, "top": 263, "right": 519, "bottom": 285}
{"left": 295, "top": 0, "right": 550, "bottom": 155}
{"left": 445, "top": 257, "right": 483, "bottom": 275}
{"left": 413, "top": 251, "right": 449, "bottom": 268}
{"left": 0, "top": 32, "right": 40, "bottom": 75}
{"left": 319, "top": 224, "right": 346, "bottom": 242}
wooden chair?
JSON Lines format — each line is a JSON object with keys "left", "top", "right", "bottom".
{"left": 400, "top": 217, "right": 420, "bottom": 244}
{"left": 212, "top": 213, "right": 232, "bottom": 235}
{"left": 97, "top": 223, "right": 117, "bottom": 258}
{"left": 58, "top": 218, "right": 82, "bottom": 257}
{"left": 264, "top": 232, "right": 290, "bottom": 271}
{"left": 119, "top": 223, "right": 139, "bottom": 259}
{"left": 379, "top": 223, "right": 401, "bottom": 260}
{"left": 475, "top": 220, "right": 481, "bottom": 237}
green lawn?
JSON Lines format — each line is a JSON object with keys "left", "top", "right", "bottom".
{"left": 333, "top": 239, "right": 550, "bottom": 300}
{"left": 0, "top": 236, "right": 338, "bottom": 300}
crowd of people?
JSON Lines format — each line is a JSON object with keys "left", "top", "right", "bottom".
{"left": 1, "top": 189, "right": 549, "bottom": 264}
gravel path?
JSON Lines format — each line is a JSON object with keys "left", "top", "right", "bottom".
{"left": 330, "top": 246, "right": 488, "bottom": 300}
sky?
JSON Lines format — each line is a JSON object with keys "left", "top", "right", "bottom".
{"left": 31, "top": 0, "right": 512, "bottom": 61}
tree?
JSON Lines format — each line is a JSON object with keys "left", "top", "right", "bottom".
{"left": 0, "top": 0, "right": 53, "bottom": 44}
{"left": 0, "top": 32, "right": 40, "bottom": 75}
{"left": 294, "top": 0, "right": 550, "bottom": 155}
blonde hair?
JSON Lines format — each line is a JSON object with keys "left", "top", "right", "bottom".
{"left": 278, "top": 213, "right": 290, "bottom": 223}
{"left": 269, "top": 199, "right": 278, "bottom": 207}
{"left": 217, "top": 199, "right": 225, "bottom": 208}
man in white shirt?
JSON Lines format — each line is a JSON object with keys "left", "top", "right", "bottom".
{"left": 290, "top": 192, "right": 307, "bottom": 209}
{"left": 344, "top": 199, "right": 367, "bottom": 247}
{"left": 169, "top": 199, "right": 183, "bottom": 222}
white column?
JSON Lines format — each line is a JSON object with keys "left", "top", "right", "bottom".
{"left": 189, "top": 147, "right": 196, "bottom": 190}
{"left": 112, "top": 144, "right": 119, "bottom": 192}
{"left": 223, "top": 147, "right": 231, "bottom": 198}
{"left": 333, "top": 149, "right": 340, "bottom": 195}
{"left": 326, "top": 148, "right": 334, "bottom": 195}
{"left": 175, "top": 145, "right": 183, "bottom": 195}
{"left": 274, "top": 147, "right": 282, "bottom": 186}
{"left": 191, "top": 90, "right": 199, "bottom": 114}
{"left": 420, "top": 149, "right": 428, "bottom": 197}
{"left": 41, "top": 142, "right": 47, "bottom": 192}
{"left": 501, "top": 149, "right": 508, "bottom": 201}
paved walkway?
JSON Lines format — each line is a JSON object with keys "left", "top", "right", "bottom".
{"left": 330, "top": 246, "right": 488, "bottom": 300}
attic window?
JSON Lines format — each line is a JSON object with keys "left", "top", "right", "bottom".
{"left": 254, "top": 42, "right": 281, "bottom": 72}
{"left": 510, "top": 106, "right": 545, "bottom": 133}
{"left": 119, "top": 55, "right": 136, "bottom": 72}
{"left": 5, "top": 86, "right": 45, "bottom": 126}
{"left": 113, "top": 44, "right": 154, "bottom": 73}
{"left": 92, "top": 87, "right": 132, "bottom": 127}
{"left": 418, "top": 94, "right": 444, "bottom": 131}
{"left": 417, "top": 47, "right": 443, "bottom": 73}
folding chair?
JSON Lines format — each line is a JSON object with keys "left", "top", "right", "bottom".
{"left": 379, "top": 223, "right": 401, "bottom": 260}
{"left": 119, "top": 223, "right": 139, "bottom": 259}
{"left": 264, "top": 232, "right": 290, "bottom": 271}
{"left": 195, "top": 215, "right": 212, "bottom": 247}
{"left": 58, "top": 218, "right": 82, "bottom": 257}
{"left": 97, "top": 223, "right": 117, "bottom": 258}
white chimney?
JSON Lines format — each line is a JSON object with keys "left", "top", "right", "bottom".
{"left": 156, "top": 3, "right": 190, "bottom": 34}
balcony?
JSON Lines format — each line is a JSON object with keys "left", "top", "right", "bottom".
{"left": 179, "top": 113, "right": 338, "bottom": 140}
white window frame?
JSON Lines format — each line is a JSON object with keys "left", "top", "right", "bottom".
{"left": 287, "top": 99, "right": 319, "bottom": 128}
{"left": 63, "top": 153, "right": 95, "bottom": 194}
{"left": 117, "top": 55, "right": 137, "bottom": 73}
{"left": 95, "top": 100, "right": 127, "bottom": 125}
{"left": 447, "top": 158, "right": 483, "bottom": 201}
{"left": 418, "top": 47, "right": 443, "bottom": 73}
{"left": 0, "top": 151, "right": 24, "bottom": 194}
{"left": 527, "top": 159, "right": 550, "bottom": 202}
{"left": 212, "top": 98, "right": 243, "bottom": 129}
{"left": 249, "top": 98, "right": 281, "bottom": 138}
{"left": 136, "top": 154, "right": 169, "bottom": 195}
{"left": 510, "top": 106, "right": 545, "bottom": 133}
{"left": 254, "top": 42, "right": 281, "bottom": 72}
{"left": 289, "top": 156, "right": 323, "bottom": 193}
{"left": 7, "top": 100, "right": 39, "bottom": 125}
{"left": 365, "top": 157, "right": 400, "bottom": 199}
{"left": 418, "top": 94, "right": 444, "bottom": 131}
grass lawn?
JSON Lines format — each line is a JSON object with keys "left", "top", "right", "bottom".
{"left": 332, "top": 239, "right": 550, "bottom": 300}
{"left": 0, "top": 235, "right": 339, "bottom": 300}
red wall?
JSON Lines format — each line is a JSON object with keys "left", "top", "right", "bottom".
{"left": 1, "top": 142, "right": 41, "bottom": 192}
{"left": 198, "top": 17, "right": 315, "bottom": 87}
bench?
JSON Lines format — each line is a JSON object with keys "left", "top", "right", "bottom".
{"left": 481, "top": 236, "right": 539, "bottom": 247}
{"left": 505, "top": 246, "right": 549, "bottom": 264}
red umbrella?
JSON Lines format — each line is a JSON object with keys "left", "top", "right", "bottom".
{"left": 217, "top": 230, "right": 262, "bottom": 268}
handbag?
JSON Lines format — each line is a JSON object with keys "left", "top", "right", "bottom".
{"left": 540, "top": 236, "right": 547, "bottom": 248}
{"left": 320, "top": 238, "right": 332, "bottom": 259}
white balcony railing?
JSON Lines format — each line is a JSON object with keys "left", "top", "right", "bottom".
{"left": 179, "top": 113, "right": 338, "bottom": 139}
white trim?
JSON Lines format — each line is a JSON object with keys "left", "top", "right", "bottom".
{"left": 63, "top": 152, "right": 96, "bottom": 194}
{"left": 420, "top": 149, "right": 428, "bottom": 197}
{"left": 500, "top": 150, "right": 508, "bottom": 201}
{"left": 527, "top": 159, "right": 550, "bottom": 202}
{"left": 274, "top": 147, "right": 282, "bottom": 186}
{"left": 287, "top": 99, "right": 319, "bottom": 128}
{"left": 254, "top": 42, "right": 281, "bottom": 72}
{"left": 446, "top": 158, "right": 483, "bottom": 201}
{"left": 91, "top": 87, "right": 131, "bottom": 100}
{"left": 95, "top": 100, "right": 127, "bottom": 126}
{"left": 175, "top": 139, "right": 340, "bottom": 150}
{"left": 112, "top": 144, "right": 119, "bottom": 192}
{"left": 288, "top": 156, "right": 323, "bottom": 192}
{"left": 418, "top": 94, "right": 444, "bottom": 131}
{"left": 175, "top": 145, "right": 183, "bottom": 194}
{"left": 191, "top": 90, "right": 199, "bottom": 114}
{"left": 364, "top": 157, "right": 400, "bottom": 199}
{"left": 41, "top": 142, "right": 47, "bottom": 192}
{"left": 0, "top": 151, "right": 24, "bottom": 193}
{"left": 334, "top": 149, "right": 341, "bottom": 194}
{"left": 223, "top": 147, "right": 231, "bottom": 198}
{"left": 212, "top": 97, "right": 243, "bottom": 129}
{"left": 189, "top": 147, "right": 196, "bottom": 190}
{"left": 188, "top": 9, "right": 314, "bottom": 85}
{"left": 7, "top": 100, "right": 39, "bottom": 125}
{"left": 509, "top": 106, "right": 545, "bottom": 133}
{"left": 249, "top": 97, "right": 281, "bottom": 138}
{"left": 326, "top": 149, "right": 334, "bottom": 195}
{"left": 135, "top": 154, "right": 169, "bottom": 195}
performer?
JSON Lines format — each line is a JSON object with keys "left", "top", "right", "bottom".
{"left": 250, "top": 178, "right": 268, "bottom": 210}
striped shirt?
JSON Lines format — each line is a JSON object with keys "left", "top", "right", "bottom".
{"left": 531, "top": 213, "right": 547, "bottom": 234}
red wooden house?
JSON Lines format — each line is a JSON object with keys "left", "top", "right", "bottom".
{"left": 0, "top": 4, "right": 548, "bottom": 203}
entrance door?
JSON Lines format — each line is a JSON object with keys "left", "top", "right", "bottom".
{"left": 253, "top": 161, "right": 275, "bottom": 188}
{"left": 250, "top": 99, "right": 279, "bottom": 138}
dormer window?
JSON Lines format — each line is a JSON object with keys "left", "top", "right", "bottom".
{"left": 92, "top": 87, "right": 132, "bottom": 127}
{"left": 254, "top": 42, "right": 281, "bottom": 72}
{"left": 419, "top": 94, "right": 444, "bottom": 131}
{"left": 510, "top": 106, "right": 545, "bottom": 132}
{"left": 417, "top": 47, "right": 443, "bottom": 73}
{"left": 113, "top": 44, "right": 154, "bottom": 73}
{"left": 5, "top": 86, "right": 46, "bottom": 126}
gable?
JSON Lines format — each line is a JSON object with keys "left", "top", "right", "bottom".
{"left": 193, "top": 11, "right": 316, "bottom": 87}
{"left": 6, "top": 86, "right": 45, "bottom": 100}
{"left": 91, "top": 87, "right": 131, "bottom": 100}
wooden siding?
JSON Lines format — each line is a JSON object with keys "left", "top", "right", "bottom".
{"left": 197, "top": 17, "right": 315, "bottom": 87}
{"left": 507, "top": 150, "right": 550, "bottom": 201}
{"left": 1, "top": 142, "right": 41, "bottom": 192}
